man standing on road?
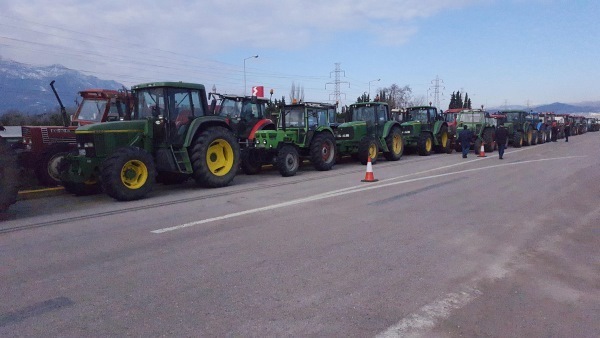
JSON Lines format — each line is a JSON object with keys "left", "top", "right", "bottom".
{"left": 551, "top": 121, "right": 558, "bottom": 142}
{"left": 458, "top": 125, "right": 473, "bottom": 158}
{"left": 564, "top": 123, "right": 570, "bottom": 142}
{"left": 495, "top": 123, "right": 509, "bottom": 160}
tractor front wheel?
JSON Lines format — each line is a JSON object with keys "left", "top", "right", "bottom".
{"left": 310, "top": 132, "right": 336, "bottom": 171}
{"left": 417, "top": 133, "right": 433, "bottom": 156}
{"left": 190, "top": 127, "right": 240, "bottom": 188}
{"left": 101, "top": 146, "right": 156, "bottom": 201}
{"left": 483, "top": 128, "right": 494, "bottom": 152}
{"left": 358, "top": 137, "right": 378, "bottom": 165}
{"left": 384, "top": 127, "right": 404, "bottom": 161}
{"left": 513, "top": 131, "right": 523, "bottom": 148}
{"left": 277, "top": 145, "right": 299, "bottom": 177}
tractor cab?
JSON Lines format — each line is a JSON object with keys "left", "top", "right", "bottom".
{"left": 134, "top": 83, "right": 207, "bottom": 145}
{"left": 209, "top": 93, "right": 274, "bottom": 144}
{"left": 74, "top": 89, "right": 132, "bottom": 125}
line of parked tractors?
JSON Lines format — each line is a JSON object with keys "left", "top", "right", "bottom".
{"left": 1, "top": 81, "right": 599, "bottom": 212}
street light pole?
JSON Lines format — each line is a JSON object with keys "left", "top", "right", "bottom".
{"left": 244, "top": 55, "right": 258, "bottom": 95}
{"left": 368, "top": 78, "right": 380, "bottom": 100}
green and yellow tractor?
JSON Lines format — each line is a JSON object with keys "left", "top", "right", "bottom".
{"left": 59, "top": 82, "right": 240, "bottom": 201}
{"left": 401, "top": 106, "right": 451, "bottom": 155}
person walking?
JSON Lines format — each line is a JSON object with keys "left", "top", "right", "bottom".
{"left": 564, "top": 122, "right": 570, "bottom": 142}
{"left": 551, "top": 121, "right": 558, "bottom": 142}
{"left": 495, "top": 123, "right": 509, "bottom": 160}
{"left": 458, "top": 125, "right": 473, "bottom": 158}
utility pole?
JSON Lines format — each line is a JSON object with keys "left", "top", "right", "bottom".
{"left": 326, "top": 62, "right": 349, "bottom": 110}
{"left": 429, "top": 75, "right": 445, "bottom": 109}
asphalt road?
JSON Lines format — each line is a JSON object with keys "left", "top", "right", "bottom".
{"left": 1, "top": 133, "right": 599, "bottom": 337}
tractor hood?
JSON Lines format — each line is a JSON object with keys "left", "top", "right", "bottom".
{"left": 75, "top": 120, "right": 147, "bottom": 134}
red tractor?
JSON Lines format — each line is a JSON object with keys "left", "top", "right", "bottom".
{"left": 18, "top": 81, "right": 132, "bottom": 186}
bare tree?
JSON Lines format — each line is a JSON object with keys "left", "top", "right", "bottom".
{"left": 289, "top": 82, "right": 305, "bottom": 103}
{"left": 380, "top": 84, "right": 413, "bottom": 109}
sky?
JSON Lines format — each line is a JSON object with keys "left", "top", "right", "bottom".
{"left": 0, "top": 0, "right": 599, "bottom": 110}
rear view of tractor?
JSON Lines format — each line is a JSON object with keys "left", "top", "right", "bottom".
{"left": 59, "top": 82, "right": 239, "bottom": 201}
{"left": 496, "top": 110, "right": 537, "bottom": 147}
{"left": 455, "top": 109, "right": 496, "bottom": 153}
{"left": 209, "top": 93, "right": 276, "bottom": 175}
{"left": 526, "top": 111, "right": 547, "bottom": 144}
{"left": 401, "top": 106, "right": 451, "bottom": 155}
{"left": 335, "top": 101, "right": 404, "bottom": 164}
{"left": 252, "top": 101, "right": 338, "bottom": 176}
{"left": 0, "top": 133, "right": 20, "bottom": 213}
{"left": 18, "top": 82, "right": 132, "bottom": 186}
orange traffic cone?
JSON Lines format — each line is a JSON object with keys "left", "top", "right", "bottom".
{"left": 361, "top": 157, "right": 379, "bottom": 182}
{"left": 477, "top": 143, "right": 486, "bottom": 157}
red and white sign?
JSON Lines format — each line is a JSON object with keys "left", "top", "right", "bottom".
{"left": 251, "top": 86, "right": 264, "bottom": 97}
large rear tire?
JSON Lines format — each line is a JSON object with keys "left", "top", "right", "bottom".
{"left": 0, "top": 141, "right": 19, "bottom": 212}
{"left": 417, "top": 133, "right": 433, "bottom": 156}
{"left": 483, "top": 128, "right": 494, "bottom": 152}
{"left": 358, "top": 137, "right": 378, "bottom": 165}
{"left": 35, "top": 143, "right": 72, "bottom": 187}
{"left": 531, "top": 130, "right": 538, "bottom": 145}
{"left": 277, "top": 145, "right": 299, "bottom": 177}
{"left": 513, "top": 131, "right": 523, "bottom": 148}
{"left": 101, "top": 146, "right": 156, "bottom": 201}
{"left": 434, "top": 126, "right": 449, "bottom": 154}
{"left": 190, "top": 127, "right": 240, "bottom": 188}
{"left": 310, "top": 132, "right": 336, "bottom": 171}
{"left": 523, "top": 129, "right": 533, "bottom": 146}
{"left": 383, "top": 127, "right": 404, "bottom": 161}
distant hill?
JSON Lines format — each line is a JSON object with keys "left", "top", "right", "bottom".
{"left": 534, "top": 102, "right": 600, "bottom": 114}
{"left": 0, "top": 58, "right": 124, "bottom": 115}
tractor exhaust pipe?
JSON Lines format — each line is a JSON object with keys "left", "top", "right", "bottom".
{"left": 50, "top": 80, "right": 70, "bottom": 127}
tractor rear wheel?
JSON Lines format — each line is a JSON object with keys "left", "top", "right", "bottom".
{"left": 513, "top": 131, "right": 523, "bottom": 148}
{"left": 417, "top": 133, "right": 433, "bottom": 156}
{"left": 531, "top": 130, "right": 538, "bottom": 145}
{"left": 35, "top": 143, "right": 72, "bottom": 187}
{"left": 523, "top": 129, "right": 533, "bottom": 146}
{"left": 240, "top": 148, "right": 262, "bottom": 175}
{"left": 277, "top": 145, "right": 299, "bottom": 177}
{"left": 101, "top": 146, "right": 156, "bottom": 201}
{"left": 0, "top": 141, "right": 19, "bottom": 212}
{"left": 190, "top": 127, "right": 240, "bottom": 188}
{"left": 383, "top": 127, "right": 403, "bottom": 161}
{"left": 483, "top": 128, "right": 494, "bottom": 152}
{"left": 310, "top": 132, "right": 336, "bottom": 171}
{"left": 358, "top": 137, "right": 378, "bottom": 165}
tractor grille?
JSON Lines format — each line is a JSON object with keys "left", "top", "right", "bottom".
{"left": 334, "top": 127, "right": 354, "bottom": 140}
{"left": 401, "top": 125, "right": 413, "bottom": 134}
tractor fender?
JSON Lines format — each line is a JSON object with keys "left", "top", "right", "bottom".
{"left": 381, "top": 121, "right": 401, "bottom": 138}
{"left": 432, "top": 121, "right": 448, "bottom": 145}
{"left": 183, "top": 116, "right": 232, "bottom": 147}
{"left": 247, "top": 119, "right": 275, "bottom": 141}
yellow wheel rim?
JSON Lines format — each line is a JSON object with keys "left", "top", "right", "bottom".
{"left": 426, "top": 138, "right": 432, "bottom": 152}
{"left": 441, "top": 132, "right": 448, "bottom": 147}
{"left": 393, "top": 134, "right": 403, "bottom": 154}
{"left": 120, "top": 160, "right": 148, "bottom": 189}
{"left": 368, "top": 144, "right": 377, "bottom": 160}
{"left": 527, "top": 131, "right": 532, "bottom": 143}
{"left": 207, "top": 138, "right": 235, "bottom": 176}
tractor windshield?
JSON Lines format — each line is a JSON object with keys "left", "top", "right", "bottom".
{"left": 408, "top": 108, "right": 429, "bottom": 123}
{"left": 77, "top": 99, "right": 107, "bottom": 122}
{"left": 281, "top": 107, "right": 305, "bottom": 128}
{"left": 218, "top": 99, "right": 242, "bottom": 118}
{"left": 351, "top": 106, "right": 376, "bottom": 123}
{"left": 458, "top": 113, "right": 481, "bottom": 123}
{"left": 505, "top": 113, "right": 521, "bottom": 122}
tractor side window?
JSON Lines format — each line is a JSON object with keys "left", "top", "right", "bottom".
{"left": 283, "top": 109, "right": 304, "bottom": 128}
{"left": 377, "top": 105, "right": 387, "bottom": 122}
{"left": 328, "top": 108, "right": 336, "bottom": 124}
{"left": 107, "top": 99, "right": 122, "bottom": 121}
{"left": 137, "top": 88, "right": 165, "bottom": 119}
{"left": 78, "top": 99, "right": 106, "bottom": 122}
{"left": 241, "top": 102, "right": 259, "bottom": 120}
{"left": 307, "top": 110, "right": 318, "bottom": 129}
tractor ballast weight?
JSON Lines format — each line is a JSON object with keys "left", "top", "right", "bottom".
{"left": 59, "top": 82, "right": 240, "bottom": 201}
{"left": 335, "top": 101, "right": 404, "bottom": 164}
{"left": 401, "top": 106, "right": 451, "bottom": 156}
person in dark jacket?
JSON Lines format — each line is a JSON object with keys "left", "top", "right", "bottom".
{"left": 551, "top": 121, "right": 558, "bottom": 142}
{"left": 458, "top": 125, "right": 474, "bottom": 158}
{"left": 495, "top": 123, "right": 509, "bottom": 159}
{"left": 564, "top": 123, "right": 570, "bottom": 142}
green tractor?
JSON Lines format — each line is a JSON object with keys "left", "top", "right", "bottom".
{"left": 59, "top": 82, "right": 240, "bottom": 201}
{"left": 455, "top": 109, "right": 496, "bottom": 153}
{"left": 252, "top": 101, "right": 337, "bottom": 177}
{"left": 335, "top": 101, "right": 404, "bottom": 164}
{"left": 401, "top": 106, "right": 451, "bottom": 156}
{"left": 496, "top": 110, "right": 537, "bottom": 147}
{"left": 1, "top": 135, "right": 20, "bottom": 212}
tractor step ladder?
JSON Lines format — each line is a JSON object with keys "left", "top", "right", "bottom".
{"left": 170, "top": 146, "right": 191, "bottom": 172}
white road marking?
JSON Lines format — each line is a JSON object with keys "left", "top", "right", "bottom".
{"left": 151, "top": 155, "right": 585, "bottom": 234}
{"left": 376, "top": 286, "right": 483, "bottom": 338}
